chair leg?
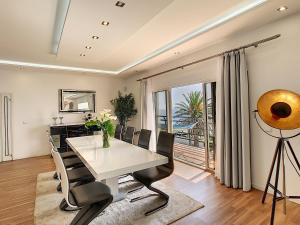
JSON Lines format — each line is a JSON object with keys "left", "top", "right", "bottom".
{"left": 59, "top": 199, "right": 81, "bottom": 212}
{"left": 57, "top": 183, "right": 62, "bottom": 192}
{"left": 127, "top": 184, "right": 144, "bottom": 194}
{"left": 145, "top": 185, "right": 169, "bottom": 216}
{"left": 70, "top": 198, "right": 112, "bottom": 225}
{"left": 130, "top": 184, "right": 169, "bottom": 216}
{"left": 118, "top": 178, "right": 134, "bottom": 185}
{"left": 118, "top": 173, "right": 133, "bottom": 184}
{"left": 130, "top": 193, "right": 159, "bottom": 202}
{"left": 53, "top": 172, "right": 59, "bottom": 180}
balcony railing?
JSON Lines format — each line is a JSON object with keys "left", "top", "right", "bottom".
{"left": 155, "top": 115, "right": 215, "bottom": 169}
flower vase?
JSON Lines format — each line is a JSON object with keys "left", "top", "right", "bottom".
{"left": 102, "top": 131, "right": 110, "bottom": 148}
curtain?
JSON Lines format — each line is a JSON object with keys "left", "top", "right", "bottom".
{"left": 216, "top": 49, "right": 251, "bottom": 191}
{"left": 140, "top": 79, "right": 156, "bottom": 151}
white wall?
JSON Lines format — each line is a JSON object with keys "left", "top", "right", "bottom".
{"left": 0, "top": 67, "right": 124, "bottom": 159}
{"left": 125, "top": 12, "right": 300, "bottom": 202}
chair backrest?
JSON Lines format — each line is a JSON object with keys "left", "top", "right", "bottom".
{"left": 138, "top": 129, "right": 152, "bottom": 150}
{"left": 52, "top": 148, "right": 77, "bottom": 208}
{"left": 49, "top": 137, "right": 60, "bottom": 177}
{"left": 123, "top": 126, "right": 135, "bottom": 144}
{"left": 156, "top": 131, "right": 175, "bottom": 172}
{"left": 114, "top": 124, "right": 123, "bottom": 140}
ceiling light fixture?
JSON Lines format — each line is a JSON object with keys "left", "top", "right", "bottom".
{"left": 85, "top": 46, "right": 92, "bottom": 50}
{"left": 92, "top": 36, "right": 99, "bottom": 40}
{"left": 115, "top": 1, "right": 125, "bottom": 7}
{"left": 50, "top": 0, "right": 71, "bottom": 55}
{"left": 277, "top": 6, "right": 288, "bottom": 12}
{"left": 101, "top": 21, "right": 110, "bottom": 26}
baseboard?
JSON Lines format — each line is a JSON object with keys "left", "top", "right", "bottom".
{"left": 252, "top": 183, "right": 300, "bottom": 204}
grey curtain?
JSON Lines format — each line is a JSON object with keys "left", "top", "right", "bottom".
{"left": 219, "top": 49, "right": 251, "bottom": 191}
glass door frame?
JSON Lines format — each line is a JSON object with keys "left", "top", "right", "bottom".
{"left": 153, "top": 90, "right": 171, "bottom": 141}
{"left": 161, "top": 82, "right": 216, "bottom": 172}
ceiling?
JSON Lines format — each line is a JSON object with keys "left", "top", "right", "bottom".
{"left": 0, "top": 0, "right": 299, "bottom": 76}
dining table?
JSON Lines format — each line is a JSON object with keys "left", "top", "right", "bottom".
{"left": 66, "top": 135, "right": 168, "bottom": 201}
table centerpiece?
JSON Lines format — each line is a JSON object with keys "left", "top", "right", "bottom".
{"left": 85, "top": 109, "right": 117, "bottom": 148}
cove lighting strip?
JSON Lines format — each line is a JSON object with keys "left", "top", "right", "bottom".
{"left": 0, "top": 60, "right": 118, "bottom": 75}
{"left": 0, "top": 0, "right": 266, "bottom": 75}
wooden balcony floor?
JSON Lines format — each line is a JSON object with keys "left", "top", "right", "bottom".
{"left": 174, "top": 142, "right": 215, "bottom": 169}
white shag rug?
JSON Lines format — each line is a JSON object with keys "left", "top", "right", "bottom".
{"left": 34, "top": 171, "right": 204, "bottom": 225}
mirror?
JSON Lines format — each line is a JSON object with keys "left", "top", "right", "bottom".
{"left": 59, "top": 89, "right": 96, "bottom": 113}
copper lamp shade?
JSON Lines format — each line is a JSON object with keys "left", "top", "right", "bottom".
{"left": 257, "top": 89, "right": 300, "bottom": 130}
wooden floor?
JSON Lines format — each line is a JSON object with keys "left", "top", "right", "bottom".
{"left": 0, "top": 156, "right": 300, "bottom": 225}
{"left": 174, "top": 143, "right": 215, "bottom": 169}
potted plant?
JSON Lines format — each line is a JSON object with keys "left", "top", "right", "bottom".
{"left": 110, "top": 91, "right": 137, "bottom": 134}
{"left": 85, "top": 109, "right": 117, "bottom": 148}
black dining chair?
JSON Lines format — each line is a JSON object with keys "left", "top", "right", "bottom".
{"left": 114, "top": 124, "right": 123, "bottom": 140}
{"left": 123, "top": 126, "right": 135, "bottom": 144}
{"left": 118, "top": 129, "right": 152, "bottom": 187}
{"left": 50, "top": 139, "right": 95, "bottom": 194}
{"left": 53, "top": 147, "right": 113, "bottom": 225}
{"left": 49, "top": 137, "right": 83, "bottom": 180}
{"left": 138, "top": 129, "right": 152, "bottom": 150}
{"left": 130, "top": 131, "right": 175, "bottom": 216}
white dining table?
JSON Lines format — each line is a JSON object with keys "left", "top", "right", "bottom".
{"left": 66, "top": 135, "right": 168, "bottom": 201}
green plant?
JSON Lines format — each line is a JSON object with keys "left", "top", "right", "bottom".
{"left": 85, "top": 109, "right": 116, "bottom": 136}
{"left": 85, "top": 109, "right": 116, "bottom": 148}
{"left": 175, "top": 91, "right": 204, "bottom": 123}
{"left": 110, "top": 91, "right": 137, "bottom": 127}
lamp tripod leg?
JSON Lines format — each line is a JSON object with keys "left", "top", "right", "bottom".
{"left": 281, "top": 142, "right": 286, "bottom": 215}
{"left": 286, "top": 140, "right": 300, "bottom": 171}
{"left": 262, "top": 139, "right": 282, "bottom": 204}
{"left": 270, "top": 144, "right": 282, "bottom": 225}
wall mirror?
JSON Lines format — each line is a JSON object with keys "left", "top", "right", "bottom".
{"left": 59, "top": 89, "right": 96, "bottom": 113}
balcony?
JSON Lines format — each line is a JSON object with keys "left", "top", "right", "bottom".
{"left": 174, "top": 142, "right": 215, "bottom": 169}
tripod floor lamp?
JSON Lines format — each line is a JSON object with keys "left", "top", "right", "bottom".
{"left": 254, "top": 89, "right": 300, "bottom": 225}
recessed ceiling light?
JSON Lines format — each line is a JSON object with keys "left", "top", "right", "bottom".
{"left": 115, "top": 1, "right": 125, "bottom": 7}
{"left": 85, "top": 46, "right": 92, "bottom": 50}
{"left": 101, "top": 21, "right": 110, "bottom": 26}
{"left": 277, "top": 6, "right": 288, "bottom": 12}
{"left": 92, "top": 36, "right": 99, "bottom": 40}
{"left": 80, "top": 53, "right": 86, "bottom": 56}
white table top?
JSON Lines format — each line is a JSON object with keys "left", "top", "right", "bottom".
{"left": 66, "top": 135, "right": 168, "bottom": 180}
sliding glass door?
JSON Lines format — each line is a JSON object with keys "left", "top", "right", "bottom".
{"left": 170, "top": 82, "right": 216, "bottom": 170}
{"left": 152, "top": 84, "right": 216, "bottom": 170}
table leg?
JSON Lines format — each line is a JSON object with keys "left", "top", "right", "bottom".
{"left": 102, "top": 177, "right": 125, "bottom": 202}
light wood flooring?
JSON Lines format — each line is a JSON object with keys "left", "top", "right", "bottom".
{"left": 0, "top": 156, "right": 299, "bottom": 225}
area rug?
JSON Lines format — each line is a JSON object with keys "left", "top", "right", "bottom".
{"left": 34, "top": 171, "right": 204, "bottom": 225}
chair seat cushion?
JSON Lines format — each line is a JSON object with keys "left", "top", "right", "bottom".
{"left": 63, "top": 157, "right": 84, "bottom": 168}
{"left": 60, "top": 151, "right": 77, "bottom": 159}
{"left": 70, "top": 182, "right": 112, "bottom": 207}
{"left": 67, "top": 167, "right": 94, "bottom": 183}
{"left": 133, "top": 166, "right": 172, "bottom": 186}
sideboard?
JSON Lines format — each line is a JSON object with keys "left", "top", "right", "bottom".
{"left": 49, "top": 123, "right": 92, "bottom": 152}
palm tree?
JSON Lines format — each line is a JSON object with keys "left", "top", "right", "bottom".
{"left": 175, "top": 91, "right": 204, "bottom": 124}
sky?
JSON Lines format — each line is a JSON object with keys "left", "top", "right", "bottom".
{"left": 154, "top": 83, "right": 204, "bottom": 115}
{"left": 171, "top": 83, "right": 202, "bottom": 112}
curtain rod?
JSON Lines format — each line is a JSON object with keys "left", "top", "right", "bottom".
{"left": 136, "top": 34, "right": 281, "bottom": 82}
